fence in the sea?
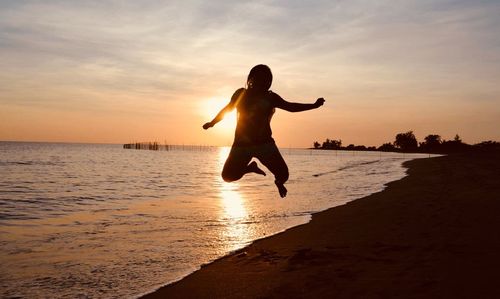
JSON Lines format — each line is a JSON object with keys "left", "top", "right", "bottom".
{"left": 123, "top": 142, "right": 217, "bottom": 152}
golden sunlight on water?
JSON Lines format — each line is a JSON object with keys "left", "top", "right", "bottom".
{"left": 220, "top": 185, "right": 247, "bottom": 220}
{"left": 217, "top": 147, "right": 251, "bottom": 251}
{"left": 1, "top": 142, "right": 428, "bottom": 298}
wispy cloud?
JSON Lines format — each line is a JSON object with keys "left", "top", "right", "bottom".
{"left": 1, "top": 0, "right": 499, "bottom": 144}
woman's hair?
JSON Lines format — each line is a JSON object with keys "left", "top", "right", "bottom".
{"left": 247, "top": 64, "right": 273, "bottom": 91}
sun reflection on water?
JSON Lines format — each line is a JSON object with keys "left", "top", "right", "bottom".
{"left": 220, "top": 184, "right": 247, "bottom": 220}
{"left": 217, "top": 147, "right": 252, "bottom": 251}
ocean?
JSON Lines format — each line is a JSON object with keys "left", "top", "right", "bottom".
{"left": 0, "top": 142, "right": 430, "bottom": 298}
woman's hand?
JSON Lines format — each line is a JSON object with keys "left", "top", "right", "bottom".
{"left": 315, "top": 98, "right": 325, "bottom": 108}
{"left": 202, "top": 122, "right": 214, "bottom": 130}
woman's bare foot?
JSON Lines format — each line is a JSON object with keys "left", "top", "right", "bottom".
{"left": 275, "top": 180, "right": 287, "bottom": 198}
{"left": 247, "top": 161, "right": 266, "bottom": 176}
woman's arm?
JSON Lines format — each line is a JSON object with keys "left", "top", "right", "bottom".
{"left": 277, "top": 98, "right": 325, "bottom": 112}
{"left": 203, "top": 103, "right": 234, "bottom": 129}
{"left": 203, "top": 88, "right": 244, "bottom": 129}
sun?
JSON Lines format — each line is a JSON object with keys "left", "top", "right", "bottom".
{"left": 200, "top": 98, "right": 237, "bottom": 134}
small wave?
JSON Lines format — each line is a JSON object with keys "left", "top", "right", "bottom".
{"left": 313, "top": 169, "right": 338, "bottom": 177}
{"left": 1, "top": 190, "right": 30, "bottom": 194}
{"left": 0, "top": 160, "right": 65, "bottom": 166}
{"left": 0, "top": 213, "right": 42, "bottom": 221}
{"left": 312, "top": 160, "right": 380, "bottom": 177}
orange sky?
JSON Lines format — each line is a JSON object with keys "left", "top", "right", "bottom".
{"left": 1, "top": 1, "right": 499, "bottom": 147}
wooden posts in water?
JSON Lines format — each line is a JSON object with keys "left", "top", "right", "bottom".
{"left": 122, "top": 142, "right": 217, "bottom": 152}
{"left": 123, "top": 142, "right": 163, "bottom": 150}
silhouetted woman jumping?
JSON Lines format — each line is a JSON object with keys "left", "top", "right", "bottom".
{"left": 203, "top": 65, "right": 325, "bottom": 197}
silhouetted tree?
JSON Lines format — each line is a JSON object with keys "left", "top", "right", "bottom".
{"left": 378, "top": 142, "right": 396, "bottom": 152}
{"left": 322, "top": 138, "right": 342, "bottom": 149}
{"left": 473, "top": 140, "right": 500, "bottom": 151}
{"left": 394, "top": 131, "right": 418, "bottom": 152}
{"left": 441, "top": 134, "right": 470, "bottom": 152}
{"left": 322, "top": 138, "right": 331, "bottom": 149}
{"left": 311, "top": 132, "right": 498, "bottom": 154}
{"left": 425, "top": 134, "right": 442, "bottom": 145}
{"left": 420, "top": 134, "right": 442, "bottom": 152}
{"left": 354, "top": 145, "right": 367, "bottom": 151}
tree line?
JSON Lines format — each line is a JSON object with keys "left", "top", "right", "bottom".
{"left": 313, "top": 131, "right": 500, "bottom": 153}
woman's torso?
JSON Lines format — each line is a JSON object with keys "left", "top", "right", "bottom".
{"left": 233, "top": 89, "right": 276, "bottom": 146}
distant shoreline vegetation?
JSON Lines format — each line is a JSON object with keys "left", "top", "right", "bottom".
{"left": 312, "top": 131, "right": 500, "bottom": 154}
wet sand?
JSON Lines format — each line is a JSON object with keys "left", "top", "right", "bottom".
{"left": 142, "top": 151, "right": 500, "bottom": 298}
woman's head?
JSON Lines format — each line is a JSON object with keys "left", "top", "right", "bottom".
{"left": 247, "top": 64, "right": 272, "bottom": 91}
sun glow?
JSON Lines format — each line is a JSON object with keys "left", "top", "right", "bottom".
{"left": 200, "top": 98, "right": 237, "bottom": 134}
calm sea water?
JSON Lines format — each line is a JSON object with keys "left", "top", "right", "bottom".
{"left": 0, "top": 142, "right": 430, "bottom": 298}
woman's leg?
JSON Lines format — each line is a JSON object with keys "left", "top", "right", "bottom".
{"left": 255, "top": 143, "right": 289, "bottom": 197}
{"left": 221, "top": 146, "right": 254, "bottom": 182}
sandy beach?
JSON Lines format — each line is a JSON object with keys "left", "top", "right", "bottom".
{"left": 143, "top": 151, "right": 500, "bottom": 299}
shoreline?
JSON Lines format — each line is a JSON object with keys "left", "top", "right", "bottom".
{"left": 142, "top": 151, "right": 500, "bottom": 298}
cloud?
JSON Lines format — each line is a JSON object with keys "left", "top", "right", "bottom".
{"left": 1, "top": 0, "right": 499, "bottom": 144}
